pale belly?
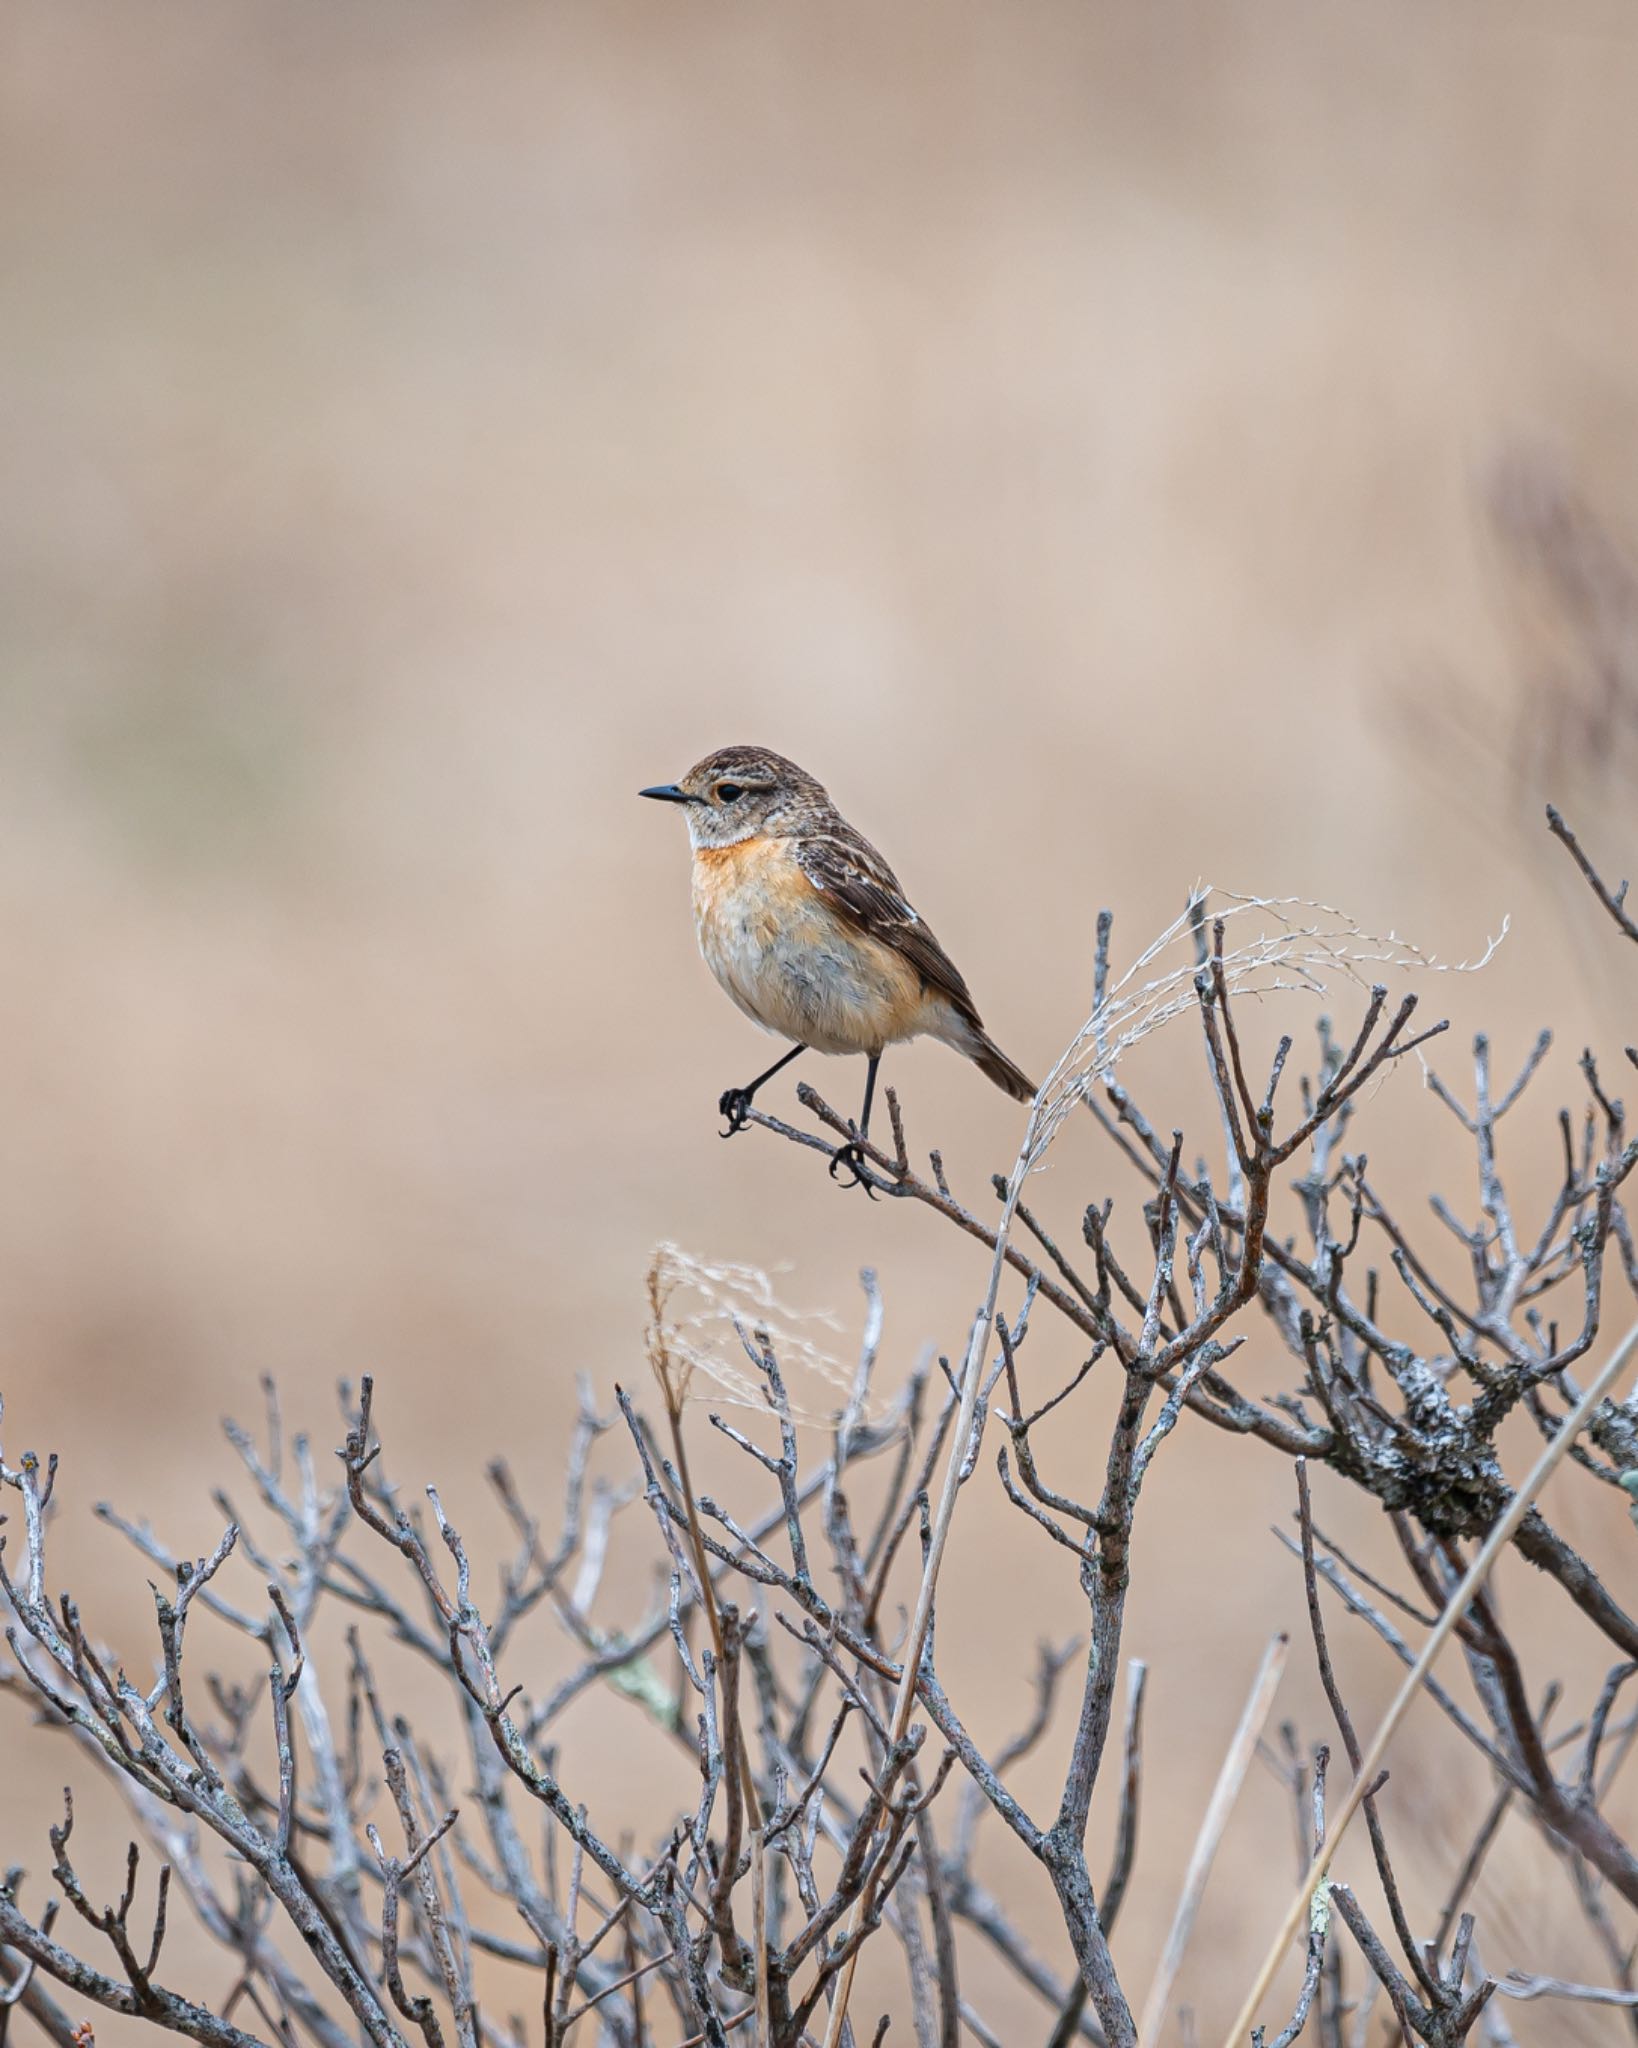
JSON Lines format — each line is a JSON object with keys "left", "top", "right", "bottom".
{"left": 693, "top": 859, "right": 929, "bottom": 1057}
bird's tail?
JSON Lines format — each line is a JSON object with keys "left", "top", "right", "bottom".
{"left": 971, "top": 1032, "right": 1036, "bottom": 1104}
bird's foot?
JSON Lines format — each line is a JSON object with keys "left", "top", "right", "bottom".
{"left": 718, "top": 1086, "right": 754, "bottom": 1137}
{"left": 828, "top": 1139, "right": 879, "bottom": 1198}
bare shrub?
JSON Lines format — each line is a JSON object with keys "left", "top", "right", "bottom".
{"left": 4, "top": 811, "right": 1637, "bottom": 2048}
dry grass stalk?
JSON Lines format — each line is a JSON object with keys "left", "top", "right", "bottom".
{"left": 646, "top": 1256, "right": 775, "bottom": 2048}
{"left": 1136, "top": 1633, "right": 1290, "bottom": 2048}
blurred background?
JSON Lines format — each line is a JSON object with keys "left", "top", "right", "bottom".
{"left": 4, "top": 2, "right": 1638, "bottom": 2040}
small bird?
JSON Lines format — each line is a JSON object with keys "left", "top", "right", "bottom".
{"left": 641, "top": 746, "right": 1034, "bottom": 1185}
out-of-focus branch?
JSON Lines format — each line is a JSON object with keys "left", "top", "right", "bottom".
{"left": 1548, "top": 806, "right": 1638, "bottom": 946}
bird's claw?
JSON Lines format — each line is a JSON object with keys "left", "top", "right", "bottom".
{"left": 828, "top": 1139, "right": 879, "bottom": 1198}
{"left": 718, "top": 1087, "right": 754, "bottom": 1137}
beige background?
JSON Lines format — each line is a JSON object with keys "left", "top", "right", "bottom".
{"left": 4, "top": 4, "right": 1638, "bottom": 2042}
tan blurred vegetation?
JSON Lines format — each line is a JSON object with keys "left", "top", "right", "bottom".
{"left": 3, "top": 3, "right": 1638, "bottom": 2041}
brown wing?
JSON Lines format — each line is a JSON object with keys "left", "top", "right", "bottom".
{"left": 796, "top": 826, "right": 982, "bottom": 1027}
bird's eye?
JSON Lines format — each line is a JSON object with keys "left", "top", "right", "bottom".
{"left": 715, "top": 782, "right": 743, "bottom": 804}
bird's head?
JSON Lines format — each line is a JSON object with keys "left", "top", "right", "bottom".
{"left": 639, "top": 746, "right": 827, "bottom": 849}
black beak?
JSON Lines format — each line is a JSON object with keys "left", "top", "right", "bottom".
{"left": 639, "top": 784, "right": 693, "bottom": 804}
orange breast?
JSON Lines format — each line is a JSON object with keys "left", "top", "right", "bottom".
{"left": 690, "top": 835, "right": 931, "bottom": 1055}
{"left": 691, "top": 834, "right": 790, "bottom": 922}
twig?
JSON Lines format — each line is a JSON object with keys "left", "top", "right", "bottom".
{"left": 1547, "top": 807, "right": 1638, "bottom": 945}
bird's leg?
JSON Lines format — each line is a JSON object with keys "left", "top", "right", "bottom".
{"left": 828, "top": 1053, "right": 882, "bottom": 1195}
{"left": 719, "top": 1042, "right": 807, "bottom": 1137}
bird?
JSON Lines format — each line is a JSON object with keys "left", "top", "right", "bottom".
{"left": 640, "top": 745, "right": 1034, "bottom": 1187}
